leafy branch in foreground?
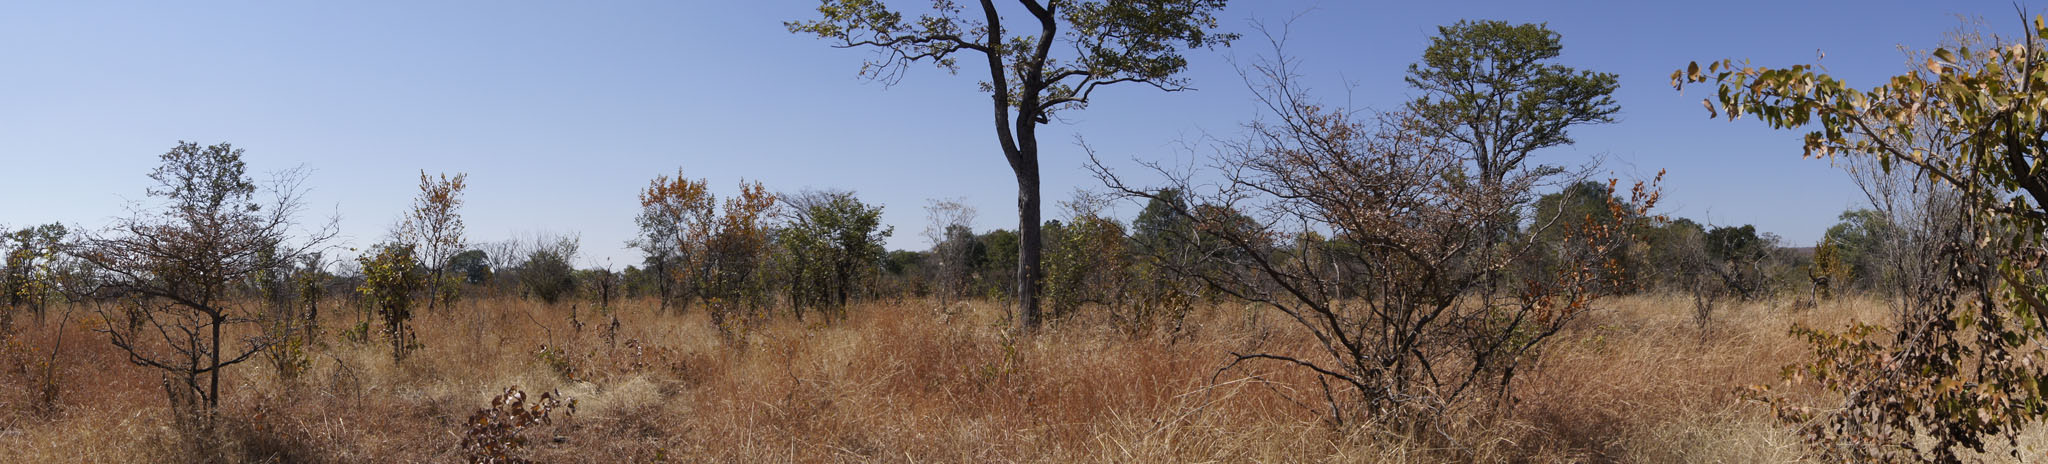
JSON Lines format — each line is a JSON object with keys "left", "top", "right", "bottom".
{"left": 1679, "top": 17, "right": 2048, "bottom": 463}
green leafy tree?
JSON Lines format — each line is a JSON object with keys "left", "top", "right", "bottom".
{"left": 1526, "top": 181, "right": 1639, "bottom": 290}
{"left": 1130, "top": 189, "right": 1189, "bottom": 252}
{"left": 1407, "top": 20, "right": 1619, "bottom": 191}
{"left": 789, "top": 0, "right": 1236, "bottom": 331}
{"left": 1822, "top": 209, "right": 1899, "bottom": 290}
{"left": 1677, "top": 18, "right": 2048, "bottom": 461}
{"left": 1638, "top": 217, "right": 1708, "bottom": 290}
{"left": 778, "top": 190, "right": 891, "bottom": 320}
{"left": 447, "top": 249, "right": 491, "bottom": 285}
{"left": 1408, "top": 19, "right": 1619, "bottom": 271}
{"left": 1703, "top": 224, "right": 1778, "bottom": 300}
{"left": 356, "top": 243, "right": 423, "bottom": 363}
{"left": 519, "top": 235, "right": 580, "bottom": 305}
{"left": 878, "top": 249, "right": 927, "bottom": 299}
{"left": 1043, "top": 207, "right": 1128, "bottom": 320}
{"left": 977, "top": 229, "right": 1019, "bottom": 301}
{"left": 1809, "top": 235, "right": 1849, "bottom": 301}
{"left": 2, "top": 223, "right": 69, "bottom": 328}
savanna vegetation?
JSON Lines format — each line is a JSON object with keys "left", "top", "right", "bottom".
{"left": 4, "top": 2, "right": 2048, "bottom": 463}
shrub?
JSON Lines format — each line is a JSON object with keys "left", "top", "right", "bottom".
{"left": 358, "top": 243, "right": 425, "bottom": 362}
{"left": 460, "top": 386, "right": 575, "bottom": 464}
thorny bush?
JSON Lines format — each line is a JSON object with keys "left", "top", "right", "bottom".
{"left": 1092, "top": 48, "right": 1660, "bottom": 439}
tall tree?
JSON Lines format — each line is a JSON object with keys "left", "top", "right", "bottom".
{"left": 75, "top": 141, "right": 335, "bottom": 428}
{"left": 789, "top": 0, "right": 1235, "bottom": 331}
{"left": 396, "top": 171, "right": 468, "bottom": 312}
{"left": 1407, "top": 20, "right": 1619, "bottom": 190}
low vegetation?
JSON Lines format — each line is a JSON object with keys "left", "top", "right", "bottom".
{"left": 6, "top": 292, "right": 2041, "bottom": 462}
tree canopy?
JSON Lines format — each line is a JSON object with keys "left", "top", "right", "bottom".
{"left": 1407, "top": 20, "right": 1619, "bottom": 187}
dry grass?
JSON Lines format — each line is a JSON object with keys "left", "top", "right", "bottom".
{"left": 0, "top": 293, "right": 2040, "bottom": 462}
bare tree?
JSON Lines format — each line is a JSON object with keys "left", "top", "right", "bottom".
{"left": 923, "top": 199, "right": 978, "bottom": 314}
{"left": 75, "top": 141, "right": 336, "bottom": 429}
{"left": 477, "top": 239, "right": 524, "bottom": 296}
{"left": 1090, "top": 44, "right": 1653, "bottom": 433}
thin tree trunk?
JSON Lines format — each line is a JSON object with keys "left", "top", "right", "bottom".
{"left": 208, "top": 313, "right": 221, "bottom": 412}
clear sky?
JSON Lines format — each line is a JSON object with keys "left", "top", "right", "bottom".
{"left": 0, "top": 1, "right": 2029, "bottom": 267}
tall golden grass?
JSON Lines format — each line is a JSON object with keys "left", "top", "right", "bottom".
{"left": 0, "top": 293, "right": 2039, "bottom": 462}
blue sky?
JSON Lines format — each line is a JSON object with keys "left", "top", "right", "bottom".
{"left": 0, "top": 1, "right": 2027, "bottom": 267}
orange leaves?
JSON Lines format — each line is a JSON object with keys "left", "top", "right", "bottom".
{"left": 635, "top": 167, "right": 780, "bottom": 336}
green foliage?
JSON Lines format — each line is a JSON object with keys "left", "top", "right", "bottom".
{"left": 1532, "top": 182, "right": 1622, "bottom": 237}
{"left": 2, "top": 223, "right": 69, "bottom": 328}
{"left": 146, "top": 141, "right": 255, "bottom": 210}
{"left": 1823, "top": 209, "right": 1898, "bottom": 289}
{"left": 787, "top": 0, "right": 1235, "bottom": 114}
{"left": 1636, "top": 218, "right": 1708, "bottom": 288}
{"left": 881, "top": 250, "right": 923, "bottom": 277}
{"left": 1704, "top": 225, "right": 1764, "bottom": 262}
{"left": 449, "top": 249, "right": 491, "bottom": 285}
{"left": 257, "top": 248, "right": 317, "bottom": 381}
{"left": 790, "top": 0, "right": 1234, "bottom": 331}
{"left": 1042, "top": 213, "right": 1127, "bottom": 320}
{"left": 357, "top": 243, "right": 423, "bottom": 362}
{"left": 1131, "top": 188, "right": 1192, "bottom": 257}
{"left": 1678, "top": 18, "right": 2048, "bottom": 461}
{"left": 1527, "top": 181, "right": 1640, "bottom": 290}
{"left": 1407, "top": 20, "right": 1619, "bottom": 185}
{"left": 777, "top": 191, "right": 891, "bottom": 320}
{"left": 1701, "top": 224, "right": 1783, "bottom": 301}
{"left": 519, "top": 245, "right": 577, "bottom": 305}
{"left": 977, "top": 229, "right": 1019, "bottom": 301}
{"left": 1809, "top": 235, "right": 1850, "bottom": 301}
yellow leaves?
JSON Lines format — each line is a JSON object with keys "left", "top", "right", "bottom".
{"left": 1929, "top": 48, "right": 1957, "bottom": 75}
